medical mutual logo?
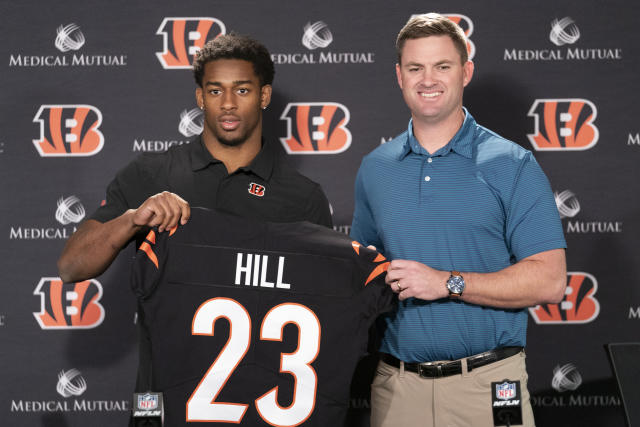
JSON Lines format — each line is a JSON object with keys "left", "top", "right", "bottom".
{"left": 56, "top": 196, "right": 86, "bottom": 225}
{"left": 549, "top": 17, "right": 580, "bottom": 46}
{"left": 551, "top": 364, "right": 582, "bottom": 392}
{"left": 531, "top": 363, "right": 620, "bottom": 408}
{"left": 9, "top": 23, "right": 127, "bottom": 67}
{"left": 504, "top": 16, "right": 622, "bottom": 61}
{"left": 132, "top": 107, "right": 196, "bottom": 152}
{"left": 554, "top": 190, "right": 623, "bottom": 234}
{"left": 10, "top": 369, "right": 128, "bottom": 414}
{"left": 302, "top": 21, "right": 333, "bottom": 50}
{"left": 54, "top": 24, "right": 85, "bottom": 52}
{"left": 56, "top": 369, "right": 87, "bottom": 397}
{"left": 271, "top": 21, "right": 374, "bottom": 65}
{"left": 554, "top": 190, "right": 580, "bottom": 219}
{"left": 9, "top": 196, "right": 85, "bottom": 240}
{"left": 178, "top": 108, "right": 204, "bottom": 137}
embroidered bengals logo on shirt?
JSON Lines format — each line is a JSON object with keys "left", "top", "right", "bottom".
{"left": 248, "top": 183, "right": 266, "bottom": 197}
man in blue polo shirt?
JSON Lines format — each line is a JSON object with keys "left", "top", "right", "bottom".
{"left": 351, "top": 13, "right": 567, "bottom": 427}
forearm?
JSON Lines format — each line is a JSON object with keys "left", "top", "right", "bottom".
{"left": 57, "top": 211, "right": 142, "bottom": 282}
{"left": 461, "top": 249, "right": 567, "bottom": 308}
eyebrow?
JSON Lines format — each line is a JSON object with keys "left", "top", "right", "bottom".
{"left": 404, "top": 59, "right": 455, "bottom": 67}
{"left": 204, "top": 79, "right": 255, "bottom": 86}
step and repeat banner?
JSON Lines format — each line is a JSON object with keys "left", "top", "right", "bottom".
{"left": 1, "top": 0, "right": 638, "bottom": 425}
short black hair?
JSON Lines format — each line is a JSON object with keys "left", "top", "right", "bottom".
{"left": 193, "top": 33, "right": 275, "bottom": 87}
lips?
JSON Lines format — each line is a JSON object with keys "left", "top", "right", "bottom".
{"left": 418, "top": 89, "right": 443, "bottom": 99}
{"left": 219, "top": 115, "right": 240, "bottom": 131}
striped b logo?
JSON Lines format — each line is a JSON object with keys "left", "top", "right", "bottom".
{"left": 156, "top": 17, "right": 226, "bottom": 69}
{"left": 33, "top": 105, "right": 104, "bottom": 157}
{"left": 527, "top": 99, "right": 599, "bottom": 151}
{"left": 280, "top": 102, "right": 352, "bottom": 154}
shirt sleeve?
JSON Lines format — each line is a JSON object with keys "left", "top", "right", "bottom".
{"left": 506, "top": 152, "right": 567, "bottom": 261}
{"left": 89, "top": 154, "right": 161, "bottom": 223}
{"left": 350, "top": 159, "right": 384, "bottom": 253}
{"left": 304, "top": 184, "right": 333, "bottom": 228}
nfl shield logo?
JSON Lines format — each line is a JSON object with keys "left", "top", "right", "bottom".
{"left": 138, "top": 393, "right": 158, "bottom": 410}
{"left": 496, "top": 382, "right": 516, "bottom": 400}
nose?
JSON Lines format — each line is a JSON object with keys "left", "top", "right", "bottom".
{"left": 418, "top": 68, "right": 436, "bottom": 87}
{"left": 221, "top": 91, "right": 237, "bottom": 111}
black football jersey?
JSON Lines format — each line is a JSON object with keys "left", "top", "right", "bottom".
{"left": 131, "top": 208, "right": 394, "bottom": 426}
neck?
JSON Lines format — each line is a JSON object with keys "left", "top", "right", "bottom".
{"left": 412, "top": 109, "right": 465, "bottom": 154}
{"left": 202, "top": 129, "right": 262, "bottom": 174}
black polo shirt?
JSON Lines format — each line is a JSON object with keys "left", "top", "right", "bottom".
{"left": 90, "top": 136, "right": 332, "bottom": 238}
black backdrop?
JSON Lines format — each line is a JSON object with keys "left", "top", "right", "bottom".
{"left": 2, "top": 0, "right": 639, "bottom": 425}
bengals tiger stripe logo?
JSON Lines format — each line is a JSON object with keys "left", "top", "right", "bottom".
{"left": 33, "top": 105, "right": 104, "bottom": 157}
{"left": 33, "top": 278, "right": 105, "bottom": 329}
{"left": 248, "top": 182, "right": 266, "bottom": 197}
{"left": 139, "top": 227, "right": 178, "bottom": 269}
{"left": 529, "top": 272, "right": 600, "bottom": 324}
{"left": 280, "top": 102, "right": 352, "bottom": 154}
{"left": 352, "top": 242, "right": 389, "bottom": 286}
{"left": 527, "top": 99, "right": 599, "bottom": 151}
{"left": 156, "top": 17, "right": 226, "bottom": 69}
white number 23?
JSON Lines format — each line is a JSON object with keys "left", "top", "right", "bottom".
{"left": 187, "top": 298, "right": 321, "bottom": 426}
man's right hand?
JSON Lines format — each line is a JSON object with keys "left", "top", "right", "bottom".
{"left": 132, "top": 191, "right": 191, "bottom": 232}
{"left": 57, "top": 192, "right": 190, "bottom": 283}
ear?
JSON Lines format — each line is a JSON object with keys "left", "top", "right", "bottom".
{"left": 462, "top": 60, "right": 474, "bottom": 87}
{"left": 195, "top": 87, "right": 204, "bottom": 109}
{"left": 395, "top": 63, "right": 403, "bottom": 89}
{"left": 260, "top": 85, "right": 273, "bottom": 110}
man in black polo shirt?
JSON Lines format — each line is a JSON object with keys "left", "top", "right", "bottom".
{"left": 58, "top": 34, "right": 332, "bottom": 283}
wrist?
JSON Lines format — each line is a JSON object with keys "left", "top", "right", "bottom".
{"left": 446, "top": 270, "right": 466, "bottom": 298}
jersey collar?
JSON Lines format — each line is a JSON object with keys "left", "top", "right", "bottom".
{"left": 190, "top": 135, "right": 275, "bottom": 180}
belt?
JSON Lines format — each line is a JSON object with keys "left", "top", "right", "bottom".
{"left": 380, "top": 346, "right": 523, "bottom": 378}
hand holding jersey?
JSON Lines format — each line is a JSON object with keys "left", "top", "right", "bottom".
{"left": 131, "top": 191, "right": 191, "bottom": 233}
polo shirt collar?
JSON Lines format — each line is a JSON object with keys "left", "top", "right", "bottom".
{"left": 190, "top": 135, "right": 275, "bottom": 180}
{"left": 400, "top": 107, "right": 476, "bottom": 159}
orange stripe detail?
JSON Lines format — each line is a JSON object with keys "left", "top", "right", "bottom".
{"left": 365, "top": 261, "right": 389, "bottom": 286}
{"left": 293, "top": 105, "right": 312, "bottom": 150}
{"left": 139, "top": 242, "right": 159, "bottom": 268}
{"left": 50, "top": 279, "right": 66, "bottom": 326}
{"left": 373, "top": 253, "right": 386, "bottom": 262}
{"left": 49, "top": 107, "right": 66, "bottom": 154}
{"left": 543, "top": 101, "right": 561, "bottom": 147}
{"left": 351, "top": 241, "right": 361, "bottom": 255}
{"left": 144, "top": 230, "right": 156, "bottom": 244}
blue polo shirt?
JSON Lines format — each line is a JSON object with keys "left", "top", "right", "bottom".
{"left": 350, "top": 109, "right": 566, "bottom": 362}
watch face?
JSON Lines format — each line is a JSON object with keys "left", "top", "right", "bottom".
{"left": 448, "top": 275, "right": 465, "bottom": 294}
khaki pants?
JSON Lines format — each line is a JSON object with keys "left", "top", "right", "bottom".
{"left": 371, "top": 351, "right": 535, "bottom": 427}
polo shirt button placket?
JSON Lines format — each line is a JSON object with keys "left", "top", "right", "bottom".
{"left": 424, "top": 157, "right": 433, "bottom": 182}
